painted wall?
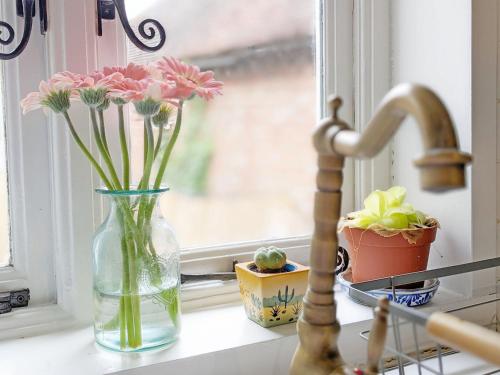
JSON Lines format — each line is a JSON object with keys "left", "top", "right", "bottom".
{"left": 390, "top": 0, "right": 497, "bottom": 295}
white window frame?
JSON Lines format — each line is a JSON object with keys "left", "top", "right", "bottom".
{"left": 0, "top": 0, "right": 495, "bottom": 341}
{"left": 0, "top": 1, "right": 69, "bottom": 339}
{"left": 0, "top": 0, "right": 411, "bottom": 337}
{"left": 0, "top": 0, "right": 365, "bottom": 338}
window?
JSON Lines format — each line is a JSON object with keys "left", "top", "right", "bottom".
{"left": 0, "top": 0, "right": 358, "bottom": 334}
{"left": 125, "top": 0, "right": 317, "bottom": 248}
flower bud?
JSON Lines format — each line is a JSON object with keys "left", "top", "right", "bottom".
{"left": 152, "top": 104, "right": 173, "bottom": 127}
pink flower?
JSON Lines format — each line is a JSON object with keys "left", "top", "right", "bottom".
{"left": 108, "top": 78, "right": 153, "bottom": 102}
{"left": 101, "top": 63, "right": 150, "bottom": 81}
{"left": 51, "top": 71, "right": 126, "bottom": 107}
{"left": 21, "top": 78, "right": 78, "bottom": 114}
{"left": 109, "top": 78, "right": 181, "bottom": 105}
{"left": 53, "top": 71, "right": 122, "bottom": 91}
{"left": 20, "top": 91, "right": 44, "bottom": 114}
{"left": 155, "top": 57, "right": 223, "bottom": 100}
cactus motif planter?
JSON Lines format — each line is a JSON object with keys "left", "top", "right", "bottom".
{"left": 235, "top": 260, "right": 309, "bottom": 328}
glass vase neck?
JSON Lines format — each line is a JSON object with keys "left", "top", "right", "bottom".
{"left": 95, "top": 187, "right": 169, "bottom": 197}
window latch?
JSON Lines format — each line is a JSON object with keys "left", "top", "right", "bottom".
{"left": 0, "top": 288, "right": 30, "bottom": 315}
{"left": 181, "top": 261, "right": 238, "bottom": 285}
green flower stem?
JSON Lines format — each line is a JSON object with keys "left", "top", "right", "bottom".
{"left": 153, "top": 124, "right": 164, "bottom": 160}
{"left": 118, "top": 105, "right": 130, "bottom": 190}
{"left": 121, "top": 242, "right": 136, "bottom": 347}
{"left": 117, "top": 210, "right": 134, "bottom": 347}
{"left": 98, "top": 109, "right": 111, "bottom": 158}
{"left": 142, "top": 104, "right": 185, "bottom": 229}
{"left": 143, "top": 126, "right": 148, "bottom": 172}
{"left": 119, "top": 296, "right": 126, "bottom": 349}
{"left": 119, "top": 236, "right": 131, "bottom": 348}
{"left": 62, "top": 112, "right": 113, "bottom": 190}
{"left": 63, "top": 110, "right": 154, "bottom": 349}
{"left": 136, "top": 118, "right": 155, "bottom": 234}
{"left": 90, "top": 108, "right": 122, "bottom": 190}
{"left": 140, "top": 117, "right": 155, "bottom": 190}
{"left": 63, "top": 112, "right": 139, "bottom": 238}
{"left": 118, "top": 205, "right": 143, "bottom": 348}
{"left": 125, "top": 236, "right": 142, "bottom": 347}
{"left": 153, "top": 102, "right": 183, "bottom": 189}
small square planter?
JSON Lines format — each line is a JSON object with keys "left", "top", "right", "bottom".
{"left": 235, "top": 260, "right": 309, "bottom": 328}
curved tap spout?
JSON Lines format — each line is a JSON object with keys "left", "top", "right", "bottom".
{"left": 290, "top": 83, "right": 472, "bottom": 375}
{"left": 332, "top": 83, "right": 472, "bottom": 191}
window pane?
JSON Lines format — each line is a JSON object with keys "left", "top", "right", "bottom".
{"left": 127, "top": 0, "right": 316, "bottom": 248}
{"left": 0, "top": 68, "right": 10, "bottom": 267}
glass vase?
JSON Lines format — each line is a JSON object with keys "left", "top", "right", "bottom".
{"left": 92, "top": 188, "right": 180, "bottom": 352}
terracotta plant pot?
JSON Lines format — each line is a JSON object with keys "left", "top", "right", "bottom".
{"left": 235, "top": 260, "right": 309, "bottom": 328}
{"left": 342, "top": 226, "right": 438, "bottom": 283}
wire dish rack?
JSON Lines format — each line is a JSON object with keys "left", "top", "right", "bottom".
{"left": 348, "top": 258, "right": 500, "bottom": 374}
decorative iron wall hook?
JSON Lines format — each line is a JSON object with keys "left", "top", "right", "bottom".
{"left": 97, "top": 0, "right": 166, "bottom": 52}
{"left": 0, "top": 0, "right": 48, "bottom": 60}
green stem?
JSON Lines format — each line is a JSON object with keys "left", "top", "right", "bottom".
{"left": 90, "top": 108, "right": 122, "bottom": 190}
{"left": 118, "top": 105, "right": 130, "bottom": 190}
{"left": 126, "top": 234, "right": 142, "bottom": 347}
{"left": 62, "top": 112, "right": 113, "bottom": 190}
{"left": 118, "top": 206, "right": 143, "bottom": 348}
{"left": 139, "top": 105, "right": 185, "bottom": 250}
{"left": 153, "top": 124, "right": 164, "bottom": 160}
{"left": 119, "top": 296, "right": 126, "bottom": 349}
{"left": 63, "top": 111, "right": 146, "bottom": 348}
{"left": 140, "top": 104, "right": 184, "bottom": 230}
{"left": 153, "top": 102, "right": 183, "bottom": 189}
{"left": 98, "top": 109, "right": 111, "bottom": 158}
{"left": 143, "top": 125, "right": 148, "bottom": 172}
{"left": 136, "top": 117, "right": 155, "bottom": 231}
{"left": 117, "top": 210, "right": 135, "bottom": 347}
{"left": 140, "top": 117, "right": 155, "bottom": 190}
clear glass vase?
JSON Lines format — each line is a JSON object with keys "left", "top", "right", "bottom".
{"left": 92, "top": 188, "right": 180, "bottom": 352}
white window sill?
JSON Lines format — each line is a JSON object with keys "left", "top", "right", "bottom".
{"left": 0, "top": 285, "right": 479, "bottom": 375}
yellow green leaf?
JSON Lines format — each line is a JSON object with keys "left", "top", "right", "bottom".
{"left": 363, "top": 190, "right": 386, "bottom": 216}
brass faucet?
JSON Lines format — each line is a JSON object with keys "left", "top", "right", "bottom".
{"left": 289, "top": 83, "right": 472, "bottom": 374}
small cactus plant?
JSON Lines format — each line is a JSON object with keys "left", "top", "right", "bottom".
{"left": 254, "top": 246, "right": 287, "bottom": 273}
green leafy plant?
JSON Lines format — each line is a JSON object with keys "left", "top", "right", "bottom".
{"left": 344, "top": 186, "right": 428, "bottom": 230}
{"left": 254, "top": 246, "right": 287, "bottom": 273}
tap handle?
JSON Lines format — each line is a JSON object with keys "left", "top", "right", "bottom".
{"left": 366, "top": 297, "right": 389, "bottom": 374}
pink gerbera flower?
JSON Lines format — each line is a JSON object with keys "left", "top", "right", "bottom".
{"left": 109, "top": 78, "right": 158, "bottom": 102}
{"left": 110, "top": 79, "right": 181, "bottom": 116}
{"left": 155, "top": 57, "right": 223, "bottom": 100}
{"left": 54, "top": 70, "right": 123, "bottom": 90}
{"left": 20, "top": 78, "right": 78, "bottom": 114}
{"left": 101, "top": 63, "right": 150, "bottom": 81}
{"left": 51, "top": 71, "right": 124, "bottom": 107}
{"left": 110, "top": 78, "right": 181, "bottom": 103}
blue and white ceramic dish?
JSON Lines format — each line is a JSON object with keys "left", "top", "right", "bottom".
{"left": 338, "top": 270, "right": 440, "bottom": 307}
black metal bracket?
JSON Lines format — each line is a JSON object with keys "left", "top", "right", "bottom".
{"left": 0, "top": 288, "right": 30, "bottom": 314}
{"left": 0, "top": 0, "right": 47, "bottom": 60}
{"left": 97, "top": 0, "right": 166, "bottom": 52}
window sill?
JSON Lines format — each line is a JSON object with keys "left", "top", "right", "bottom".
{"left": 0, "top": 304, "right": 73, "bottom": 341}
{"left": 0, "top": 284, "right": 474, "bottom": 375}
